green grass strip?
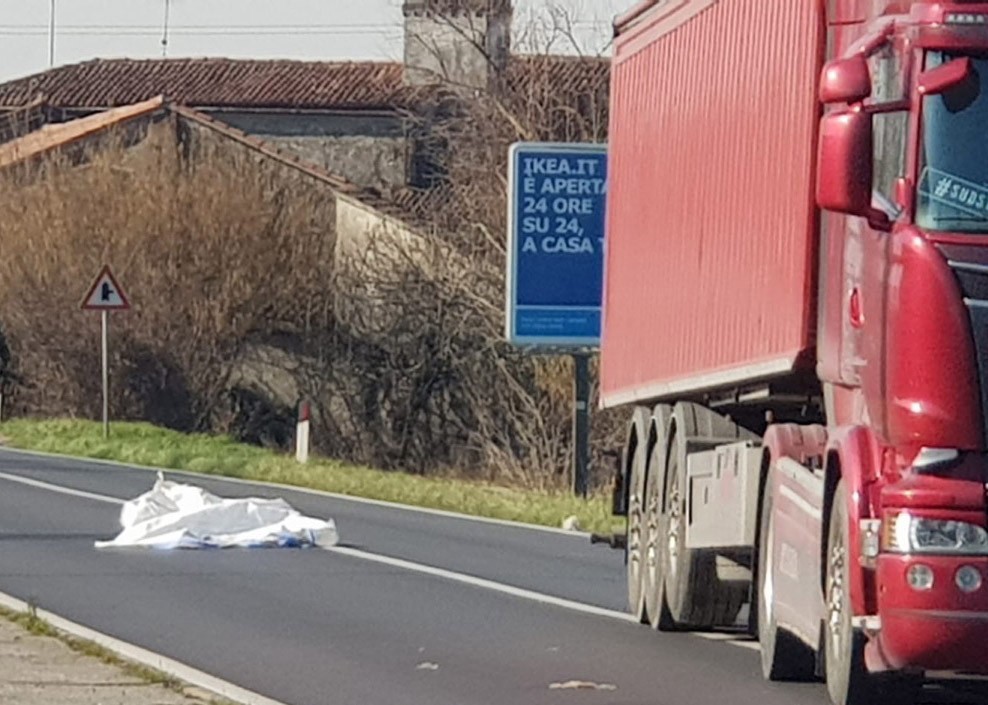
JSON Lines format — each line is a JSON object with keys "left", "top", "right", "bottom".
{"left": 0, "top": 418, "right": 624, "bottom": 535}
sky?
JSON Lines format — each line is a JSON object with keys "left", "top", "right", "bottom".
{"left": 0, "top": 0, "right": 633, "bottom": 82}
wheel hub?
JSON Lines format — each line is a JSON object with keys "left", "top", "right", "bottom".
{"left": 629, "top": 494, "right": 643, "bottom": 579}
{"left": 666, "top": 479, "right": 681, "bottom": 576}
{"left": 645, "top": 490, "right": 660, "bottom": 585}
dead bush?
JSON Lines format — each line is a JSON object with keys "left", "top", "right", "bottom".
{"left": 0, "top": 7, "right": 625, "bottom": 492}
{"left": 0, "top": 117, "right": 336, "bottom": 430}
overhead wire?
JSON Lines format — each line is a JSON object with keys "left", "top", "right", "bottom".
{"left": 0, "top": 19, "right": 608, "bottom": 37}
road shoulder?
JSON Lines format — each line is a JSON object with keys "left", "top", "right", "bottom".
{"left": 0, "top": 607, "right": 221, "bottom": 705}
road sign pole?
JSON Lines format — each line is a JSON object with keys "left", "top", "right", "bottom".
{"left": 81, "top": 264, "right": 130, "bottom": 438}
{"left": 101, "top": 309, "right": 109, "bottom": 439}
{"left": 573, "top": 353, "right": 591, "bottom": 498}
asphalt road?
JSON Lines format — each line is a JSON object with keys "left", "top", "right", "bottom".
{"left": 0, "top": 447, "right": 966, "bottom": 705}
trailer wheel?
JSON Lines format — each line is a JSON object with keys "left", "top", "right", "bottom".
{"left": 659, "top": 437, "right": 745, "bottom": 629}
{"left": 643, "top": 440, "right": 676, "bottom": 630}
{"left": 756, "top": 465, "right": 815, "bottom": 681}
{"left": 625, "top": 415, "right": 651, "bottom": 623}
{"left": 824, "top": 480, "right": 921, "bottom": 705}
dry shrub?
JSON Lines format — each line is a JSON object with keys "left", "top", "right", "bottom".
{"left": 0, "top": 116, "right": 336, "bottom": 431}
{"left": 0, "top": 8, "right": 627, "bottom": 491}
{"left": 380, "top": 7, "right": 626, "bottom": 490}
{"left": 330, "top": 224, "right": 575, "bottom": 488}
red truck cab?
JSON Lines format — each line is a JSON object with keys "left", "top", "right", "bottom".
{"left": 815, "top": 2, "right": 988, "bottom": 692}
{"left": 602, "top": 3, "right": 988, "bottom": 704}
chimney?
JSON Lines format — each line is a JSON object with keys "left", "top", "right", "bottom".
{"left": 402, "top": 0, "right": 512, "bottom": 90}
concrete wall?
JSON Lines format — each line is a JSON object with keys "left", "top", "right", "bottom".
{"left": 333, "top": 194, "right": 437, "bottom": 339}
{"left": 333, "top": 194, "right": 469, "bottom": 342}
{"left": 264, "top": 135, "right": 406, "bottom": 193}
{"left": 205, "top": 110, "right": 409, "bottom": 192}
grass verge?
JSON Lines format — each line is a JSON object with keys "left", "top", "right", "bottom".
{"left": 0, "top": 418, "right": 624, "bottom": 535}
{"left": 0, "top": 603, "right": 236, "bottom": 705}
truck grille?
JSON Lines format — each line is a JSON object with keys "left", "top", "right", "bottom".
{"left": 947, "top": 259, "right": 988, "bottom": 447}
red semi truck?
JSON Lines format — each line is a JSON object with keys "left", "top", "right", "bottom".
{"left": 601, "top": 1, "right": 988, "bottom": 703}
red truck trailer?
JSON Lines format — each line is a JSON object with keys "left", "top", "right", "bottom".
{"left": 602, "top": 1, "right": 988, "bottom": 704}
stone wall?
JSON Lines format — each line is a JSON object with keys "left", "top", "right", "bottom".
{"left": 263, "top": 134, "right": 406, "bottom": 193}
{"left": 205, "top": 110, "right": 409, "bottom": 192}
{"left": 333, "top": 194, "right": 440, "bottom": 339}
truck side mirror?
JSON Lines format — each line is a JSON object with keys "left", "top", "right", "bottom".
{"left": 919, "top": 56, "right": 974, "bottom": 96}
{"left": 816, "top": 109, "right": 875, "bottom": 218}
{"left": 820, "top": 54, "right": 871, "bottom": 105}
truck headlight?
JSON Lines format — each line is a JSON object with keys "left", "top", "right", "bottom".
{"left": 885, "top": 512, "right": 988, "bottom": 555}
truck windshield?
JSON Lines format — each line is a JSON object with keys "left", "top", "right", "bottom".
{"left": 917, "top": 52, "right": 988, "bottom": 234}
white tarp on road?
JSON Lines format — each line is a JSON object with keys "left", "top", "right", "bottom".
{"left": 95, "top": 473, "right": 339, "bottom": 550}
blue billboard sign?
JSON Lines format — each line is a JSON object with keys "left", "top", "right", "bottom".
{"left": 505, "top": 142, "right": 608, "bottom": 348}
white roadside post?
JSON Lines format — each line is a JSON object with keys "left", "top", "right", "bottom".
{"left": 81, "top": 265, "right": 130, "bottom": 439}
{"left": 295, "top": 399, "right": 311, "bottom": 464}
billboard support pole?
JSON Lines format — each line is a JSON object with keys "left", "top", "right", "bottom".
{"left": 572, "top": 352, "right": 591, "bottom": 498}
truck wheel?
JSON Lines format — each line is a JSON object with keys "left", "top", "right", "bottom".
{"left": 756, "top": 466, "right": 815, "bottom": 680}
{"left": 824, "top": 479, "right": 872, "bottom": 705}
{"left": 659, "top": 438, "right": 745, "bottom": 629}
{"left": 824, "top": 480, "right": 920, "bottom": 705}
{"left": 626, "top": 422, "right": 650, "bottom": 623}
{"left": 643, "top": 440, "right": 675, "bottom": 630}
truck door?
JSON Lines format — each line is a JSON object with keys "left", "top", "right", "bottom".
{"left": 842, "top": 42, "right": 910, "bottom": 438}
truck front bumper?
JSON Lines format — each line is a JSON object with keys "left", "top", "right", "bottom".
{"left": 870, "top": 555, "right": 988, "bottom": 673}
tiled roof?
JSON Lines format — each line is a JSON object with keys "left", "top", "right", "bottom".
{"left": 0, "top": 58, "right": 406, "bottom": 111}
{"left": 0, "top": 55, "right": 610, "bottom": 113}
{"left": 507, "top": 54, "right": 610, "bottom": 93}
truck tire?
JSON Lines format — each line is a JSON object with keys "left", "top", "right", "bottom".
{"left": 756, "top": 464, "right": 815, "bottom": 681}
{"left": 625, "top": 408, "right": 651, "bottom": 623}
{"left": 659, "top": 434, "right": 746, "bottom": 629}
{"left": 824, "top": 480, "right": 921, "bottom": 705}
{"left": 643, "top": 439, "right": 676, "bottom": 630}
{"left": 641, "top": 406, "right": 675, "bottom": 629}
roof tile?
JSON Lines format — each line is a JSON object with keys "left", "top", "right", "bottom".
{"left": 0, "top": 55, "right": 610, "bottom": 113}
{"left": 0, "top": 58, "right": 406, "bottom": 111}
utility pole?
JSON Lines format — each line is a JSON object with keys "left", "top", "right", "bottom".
{"left": 161, "top": 0, "right": 171, "bottom": 57}
{"left": 48, "top": 0, "right": 56, "bottom": 67}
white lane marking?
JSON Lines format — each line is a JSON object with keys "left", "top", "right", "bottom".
{"left": 326, "top": 545, "right": 638, "bottom": 623}
{"left": 0, "top": 469, "right": 635, "bottom": 622}
{"left": 693, "top": 632, "right": 761, "bottom": 650}
{"left": 734, "top": 641, "right": 761, "bottom": 651}
{"left": 0, "top": 447, "right": 593, "bottom": 538}
{"left": 0, "top": 590, "right": 290, "bottom": 705}
{"left": 694, "top": 632, "right": 740, "bottom": 640}
{"left": 0, "top": 468, "right": 767, "bottom": 656}
{"left": 0, "top": 472, "right": 125, "bottom": 505}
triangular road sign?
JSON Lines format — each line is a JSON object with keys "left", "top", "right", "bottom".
{"left": 81, "top": 265, "right": 130, "bottom": 310}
